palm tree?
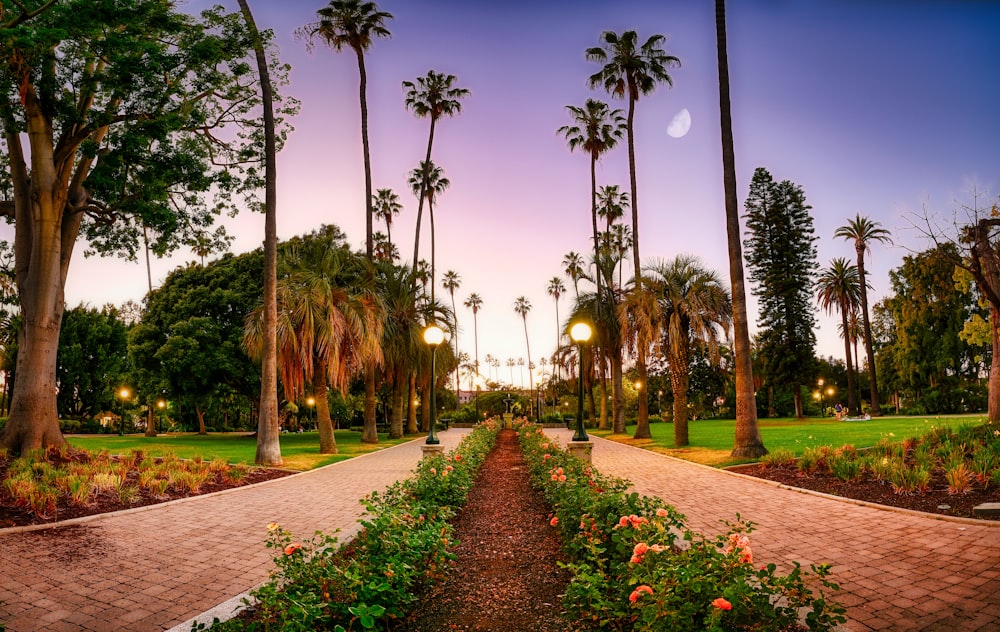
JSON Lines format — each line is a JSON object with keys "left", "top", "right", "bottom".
{"left": 715, "top": 0, "right": 766, "bottom": 457}
{"left": 816, "top": 258, "right": 862, "bottom": 415}
{"left": 442, "top": 270, "right": 461, "bottom": 397}
{"left": 514, "top": 296, "right": 534, "bottom": 415}
{"left": 640, "top": 255, "right": 732, "bottom": 446}
{"left": 563, "top": 251, "right": 586, "bottom": 299}
{"left": 558, "top": 99, "right": 626, "bottom": 302}
{"left": 547, "top": 277, "right": 565, "bottom": 383}
{"left": 588, "top": 30, "right": 680, "bottom": 431}
{"left": 608, "top": 223, "right": 632, "bottom": 288}
{"left": 507, "top": 357, "right": 515, "bottom": 386}
{"left": 596, "top": 184, "right": 629, "bottom": 233}
{"left": 237, "top": 0, "right": 281, "bottom": 465}
{"left": 403, "top": 70, "right": 469, "bottom": 275}
{"left": 303, "top": 0, "right": 392, "bottom": 261}
{"left": 464, "top": 292, "right": 483, "bottom": 381}
{"left": 245, "top": 244, "right": 383, "bottom": 454}
{"left": 835, "top": 214, "right": 891, "bottom": 416}
{"left": 373, "top": 188, "right": 402, "bottom": 249}
{"left": 377, "top": 262, "right": 429, "bottom": 438}
{"left": 408, "top": 161, "right": 450, "bottom": 306}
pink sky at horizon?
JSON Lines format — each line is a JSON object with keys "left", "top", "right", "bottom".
{"left": 57, "top": 0, "right": 1000, "bottom": 390}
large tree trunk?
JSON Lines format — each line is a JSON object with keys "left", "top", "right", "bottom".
{"left": 842, "top": 310, "right": 859, "bottom": 416}
{"left": 990, "top": 307, "right": 1000, "bottom": 422}
{"left": 670, "top": 364, "right": 690, "bottom": 447}
{"left": 611, "top": 345, "right": 625, "bottom": 433}
{"left": 389, "top": 364, "right": 405, "bottom": 439}
{"left": 195, "top": 402, "right": 207, "bottom": 435}
{"left": 238, "top": 0, "right": 282, "bottom": 466}
{"left": 313, "top": 360, "right": 337, "bottom": 454}
{"left": 361, "top": 361, "right": 378, "bottom": 443}
{"left": 856, "top": 245, "right": 882, "bottom": 416}
{"left": 598, "top": 354, "right": 609, "bottom": 430}
{"left": 625, "top": 86, "right": 650, "bottom": 438}
{"left": 145, "top": 404, "right": 157, "bottom": 437}
{"left": 716, "top": 0, "right": 766, "bottom": 458}
{"left": 406, "top": 371, "right": 419, "bottom": 434}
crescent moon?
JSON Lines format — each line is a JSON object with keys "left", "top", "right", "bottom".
{"left": 667, "top": 108, "right": 691, "bottom": 138}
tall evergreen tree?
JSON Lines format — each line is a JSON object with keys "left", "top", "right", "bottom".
{"left": 743, "top": 168, "right": 819, "bottom": 418}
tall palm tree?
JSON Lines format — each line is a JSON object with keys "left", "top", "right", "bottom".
{"left": 608, "top": 223, "right": 632, "bottom": 288}
{"left": 563, "top": 251, "right": 586, "bottom": 299}
{"left": 507, "top": 357, "right": 515, "bottom": 386}
{"left": 303, "top": 0, "right": 392, "bottom": 261}
{"left": 373, "top": 188, "right": 402, "bottom": 249}
{"left": 442, "top": 270, "right": 461, "bottom": 397}
{"left": 640, "top": 255, "right": 732, "bottom": 446}
{"left": 547, "top": 277, "right": 565, "bottom": 383}
{"left": 245, "top": 244, "right": 383, "bottom": 454}
{"left": 588, "top": 30, "right": 680, "bottom": 431}
{"left": 403, "top": 70, "right": 469, "bottom": 275}
{"left": 408, "top": 161, "right": 450, "bottom": 306}
{"left": 514, "top": 297, "right": 534, "bottom": 415}
{"left": 715, "top": 0, "right": 766, "bottom": 457}
{"left": 237, "top": 0, "right": 281, "bottom": 465}
{"left": 835, "top": 214, "right": 891, "bottom": 416}
{"left": 558, "top": 99, "right": 626, "bottom": 302}
{"left": 464, "top": 292, "right": 483, "bottom": 382}
{"left": 816, "top": 258, "right": 862, "bottom": 415}
{"left": 596, "top": 184, "right": 629, "bottom": 233}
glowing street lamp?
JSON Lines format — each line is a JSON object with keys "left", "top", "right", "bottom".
{"left": 569, "top": 322, "right": 592, "bottom": 442}
{"left": 817, "top": 378, "right": 826, "bottom": 416}
{"left": 156, "top": 399, "right": 166, "bottom": 434}
{"left": 118, "top": 387, "right": 130, "bottom": 436}
{"left": 306, "top": 396, "right": 316, "bottom": 431}
{"left": 423, "top": 324, "right": 446, "bottom": 445}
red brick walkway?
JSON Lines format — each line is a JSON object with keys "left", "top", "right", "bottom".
{"left": 546, "top": 429, "right": 1000, "bottom": 632}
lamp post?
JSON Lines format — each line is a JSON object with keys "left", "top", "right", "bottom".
{"left": 817, "top": 378, "right": 825, "bottom": 416}
{"left": 118, "top": 387, "right": 130, "bottom": 436}
{"left": 423, "top": 324, "right": 446, "bottom": 445}
{"left": 569, "top": 322, "right": 592, "bottom": 442}
{"left": 156, "top": 399, "right": 166, "bottom": 433}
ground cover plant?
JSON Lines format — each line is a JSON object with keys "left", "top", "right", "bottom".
{"left": 67, "top": 431, "right": 410, "bottom": 471}
{"left": 0, "top": 445, "right": 290, "bottom": 527}
{"left": 518, "top": 422, "right": 847, "bottom": 631}
{"left": 200, "top": 420, "right": 502, "bottom": 631}
{"left": 744, "top": 420, "right": 1000, "bottom": 520}
{"left": 592, "top": 414, "right": 979, "bottom": 467}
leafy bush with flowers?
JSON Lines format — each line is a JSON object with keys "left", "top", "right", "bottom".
{"left": 516, "top": 421, "right": 846, "bottom": 631}
{"left": 200, "top": 419, "right": 501, "bottom": 631}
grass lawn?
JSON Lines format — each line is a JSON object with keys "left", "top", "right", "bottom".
{"left": 66, "top": 430, "right": 416, "bottom": 471}
{"left": 590, "top": 414, "right": 988, "bottom": 467}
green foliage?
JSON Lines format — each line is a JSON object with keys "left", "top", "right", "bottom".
{"left": 56, "top": 306, "right": 130, "bottom": 419}
{"left": 743, "top": 167, "right": 819, "bottom": 399}
{"left": 516, "top": 421, "right": 846, "bottom": 631}
{"left": 204, "top": 421, "right": 501, "bottom": 630}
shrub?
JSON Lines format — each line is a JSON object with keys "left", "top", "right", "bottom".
{"left": 889, "top": 465, "right": 930, "bottom": 495}
{"left": 828, "top": 454, "right": 863, "bottom": 482}
{"left": 760, "top": 447, "right": 795, "bottom": 468}
{"left": 945, "top": 462, "right": 973, "bottom": 495}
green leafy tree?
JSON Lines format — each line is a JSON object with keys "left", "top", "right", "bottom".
{"left": 56, "top": 305, "right": 128, "bottom": 420}
{"left": 588, "top": 29, "right": 680, "bottom": 435}
{"left": 0, "top": 0, "right": 291, "bottom": 454}
{"left": 743, "top": 168, "right": 819, "bottom": 418}
{"left": 715, "top": 0, "right": 765, "bottom": 457}
{"left": 816, "top": 258, "right": 862, "bottom": 415}
{"left": 403, "top": 70, "right": 469, "bottom": 275}
{"left": 835, "top": 215, "right": 892, "bottom": 417}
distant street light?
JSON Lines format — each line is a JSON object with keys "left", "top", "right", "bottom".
{"left": 569, "top": 322, "right": 592, "bottom": 442}
{"left": 118, "top": 387, "right": 130, "bottom": 436}
{"left": 423, "top": 324, "right": 446, "bottom": 445}
{"left": 156, "top": 399, "right": 166, "bottom": 434}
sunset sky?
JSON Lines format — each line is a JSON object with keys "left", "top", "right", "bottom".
{"left": 57, "top": 0, "right": 1000, "bottom": 389}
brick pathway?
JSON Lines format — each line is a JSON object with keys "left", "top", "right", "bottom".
{"left": 0, "top": 431, "right": 469, "bottom": 632}
{"left": 3, "top": 428, "right": 999, "bottom": 631}
{"left": 545, "top": 429, "right": 1000, "bottom": 632}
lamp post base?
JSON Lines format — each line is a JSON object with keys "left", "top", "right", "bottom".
{"left": 421, "top": 444, "right": 445, "bottom": 459}
{"left": 502, "top": 413, "right": 513, "bottom": 429}
{"left": 566, "top": 440, "right": 593, "bottom": 464}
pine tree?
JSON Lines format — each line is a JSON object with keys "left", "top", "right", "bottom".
{"left": 743, "top": 168, "right": 819, "bottom": 417}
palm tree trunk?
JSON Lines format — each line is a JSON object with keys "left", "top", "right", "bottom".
{"left": 611, "top": 345, "right": 625, "bottom": 433}
{"left": 590, "top": 157, "right": 602, "bottom": 306}
{"left": 522, "top": 317, "right": 533, "bottom": 418}
{"left": 856, "top": 250, "right": 882, "bottom": 415}
{"left": 670, "top": 365, "right": 689, "bottom": 447}
{"left": 313, "top": 360, "right": 337, "bottom": 454}
{"left": 406, "top": 371, "right": 418, "bottom": 434}
{"left": 412, "top": 118, "right": 437, "bottom": 275}
{"left": 716, "top": 0, "right": 765, "bottom": 458}
{"left": 625, "top": 91, "right": 651, "bottom": 437}
{"left": 841, "top": 309, "right": 859, "bottom": 415}
{"left": 355, "top": 50, "right": 374, "bottom": 261}
{"left": 362, "top": 361, "right": 378, "bottom": 443}
{"left": 599, "top": 355, "right": 609, "bottom": 430}
{"left": 237, "top": 0, "right": 282, "bottom": 466}
{"left": 390, "top": 364, "right": 405, "bottom": 439}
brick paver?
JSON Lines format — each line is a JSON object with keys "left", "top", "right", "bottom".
{"left": 545, "top": 429, "right": 1000, "bottom": 632}
{"left": 0, "top": 430, "right": 469, "bottom": 632}
{"left": 3, "top": 427, "right": 998, "bottom": 631}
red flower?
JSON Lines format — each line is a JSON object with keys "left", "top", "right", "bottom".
{"left": 550, "top": 516, "right": 559, "bottom": 527}
{"left": 284, "top": 542, "right": 302, "bottom": 556}
{"left": 712, "top": 597, "right": 732, "bottom": 611}
{"left": 629, "top": 585, "right": 654, "bottom": 603}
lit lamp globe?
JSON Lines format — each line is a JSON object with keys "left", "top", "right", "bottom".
{"left": 423, "top": 324, "right": 446, "bottom": 445}
{"left": 569, "top": 322, "right": 592, "bottom": 441}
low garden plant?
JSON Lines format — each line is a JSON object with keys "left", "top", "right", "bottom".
{"left": 199, "top": 419, "right": 501, "bottom": 631}
{"left": 517, "top": 421, "right": 847, "bottom": 631}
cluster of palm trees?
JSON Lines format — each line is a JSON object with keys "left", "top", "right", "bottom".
{"left": 816, "top": 215, "right": 892, "bottom": 417}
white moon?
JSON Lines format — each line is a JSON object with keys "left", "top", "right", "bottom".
{"left": 667, "top": 108, "right": 691, "bottom": 138}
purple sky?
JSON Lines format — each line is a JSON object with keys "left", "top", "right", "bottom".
{"left": 61, "top": 0, "right": 1000, "bottom": 389}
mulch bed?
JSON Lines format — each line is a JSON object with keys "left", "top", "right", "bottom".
{"left": 735, "top": 463, "right": 1000, "bottom": 520}
{"left": 400, "top": 429, "right": 584, "bottom": 631}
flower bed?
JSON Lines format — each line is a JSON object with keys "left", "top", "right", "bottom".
{"left": 517, "top": 422, "right": 847, "bottom": 631}
{"left": 199, "top": 419, "right": 501, "bottom": 631}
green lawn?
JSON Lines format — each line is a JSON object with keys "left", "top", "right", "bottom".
{"left": 591, "top": 414, "right": 987, "bottom": 467}
{"left": 67, "top": 430, "right": 416, "bottom": 471}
